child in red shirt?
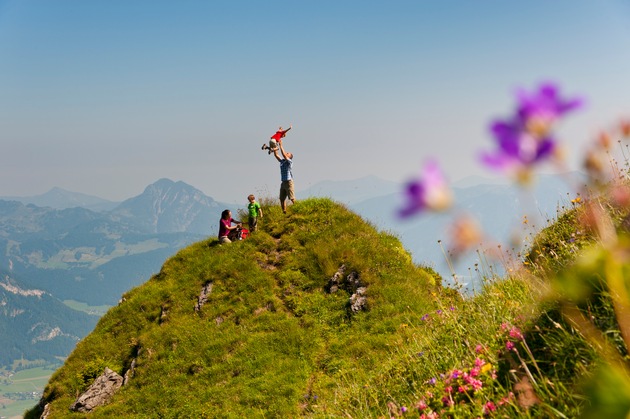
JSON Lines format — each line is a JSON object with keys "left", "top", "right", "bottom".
{"left": 262, "top": 125, "right": 292, "bottom": 154}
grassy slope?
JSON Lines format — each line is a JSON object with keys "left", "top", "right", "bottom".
{"left": 31, "top": 199, "right": 441, "bottom": 418}
{"left": 28, "top": 197, "right": 622, "bottom": 418}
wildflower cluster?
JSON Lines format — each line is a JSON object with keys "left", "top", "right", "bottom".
{"left": 410, "top": 356, "right": 509, "bottom": 418}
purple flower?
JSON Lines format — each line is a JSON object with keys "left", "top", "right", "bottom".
{"left": 481, "top": 82, "right": 582, "bottom": 174}
{"left": 481, "top": 119, "right": 556, "bottom": 170}
{"left": 516, "top": 82, "right": 583, "bottom": 128}
{"left": 399, "top": 160, "right": 453, "bottom": 218}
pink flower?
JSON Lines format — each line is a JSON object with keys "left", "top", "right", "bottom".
{"left": 474, "top": 358, "right": 486, "bottom": 367}
{"left": 506, "top": 341, "right": 515, "bottom": 351}
{"left": 470, "top": 378, "right": 483, "bottom": 391}
{"left": 509, "top": 326, "right": 523, "bottom": 340}
{"left": 416, "top": 400, "right": 428, "bottom": 411}
{"left": 475, "top": 344, "right": 484, "bottom": 354}
{"left": 483, "top": 401, "right": 497, "bottom": 415}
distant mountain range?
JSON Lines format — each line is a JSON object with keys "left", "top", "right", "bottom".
{"left": 1, "top": 179, "right": 239, "bottom": 366}
{"left": 0, "top": 179, "right": 234, "bottom": 306}
{"left": 2, "top": 186, "right": 119, "bottom": 212}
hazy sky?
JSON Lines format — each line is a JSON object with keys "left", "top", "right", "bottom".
{"left": 1, "top": 1, "right": 629, "bottom": 205}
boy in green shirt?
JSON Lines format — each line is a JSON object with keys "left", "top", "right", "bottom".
{"left": 247, "top": 194, "right": 263, "bottom": 232}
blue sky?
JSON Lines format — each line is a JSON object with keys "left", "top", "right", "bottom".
{"left": 1, "top": 1, "right": 629, "bottom": 204}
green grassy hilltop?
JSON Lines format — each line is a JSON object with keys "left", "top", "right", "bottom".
{"left": 25, "top": 198, "right": 629, "bottom": 418}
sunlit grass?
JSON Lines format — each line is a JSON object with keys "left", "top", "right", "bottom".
{"left": 25, "top": 190, "right": 630, "bottom": 418}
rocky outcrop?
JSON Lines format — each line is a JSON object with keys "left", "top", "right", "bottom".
{"left": 327, "top": 265, "right": 368, "bottom": 312}
{"left": 349, "top": 287, "right": 367, "bottom": 313}
{"left": 123, "top": 358, "right": 137, "bottom": 386}
{"left": 195, "top": 281, "right": 213, "bottom": 312}
{"left": 40, "top": 402, "right": 51, "bottom": 419}
{"left": 70, "top": 367, "right": 123, "bottom": 412}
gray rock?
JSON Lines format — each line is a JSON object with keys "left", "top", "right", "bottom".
{"left": 195, "top": 282, "right": 214, "bottom": 312}
{"left": 40, "top": 402, "right": 51, "bottom": 419}
{"left": 350, "top": 287, "right": 368, "bottom": 312}
{"left": 70, "top": 367, "right": 123, "bottom": 412}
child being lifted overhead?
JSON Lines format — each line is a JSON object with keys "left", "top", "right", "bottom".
{"left": 262, "top": 125, "right": 292, "bottom": 154}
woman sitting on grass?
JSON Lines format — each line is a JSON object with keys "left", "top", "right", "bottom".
{"left": 218, "top": 209, "right": 242, "bottom": 243}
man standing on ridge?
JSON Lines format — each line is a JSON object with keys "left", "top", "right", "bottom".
{"left": 273, "top": 140, "right": 295, "bottom": 214}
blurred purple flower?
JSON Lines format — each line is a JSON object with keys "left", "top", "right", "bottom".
{"left": 399, "top": 160, "right": 453, "bottom": 218}
{"left": 516, "top": 82, "right": 583, "bottom": 128}
{"left": 481, "top": 119, "right": 556, "bottom": 170}
{"left": 481, "top": 82, "right": 582, "bottom": 173}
